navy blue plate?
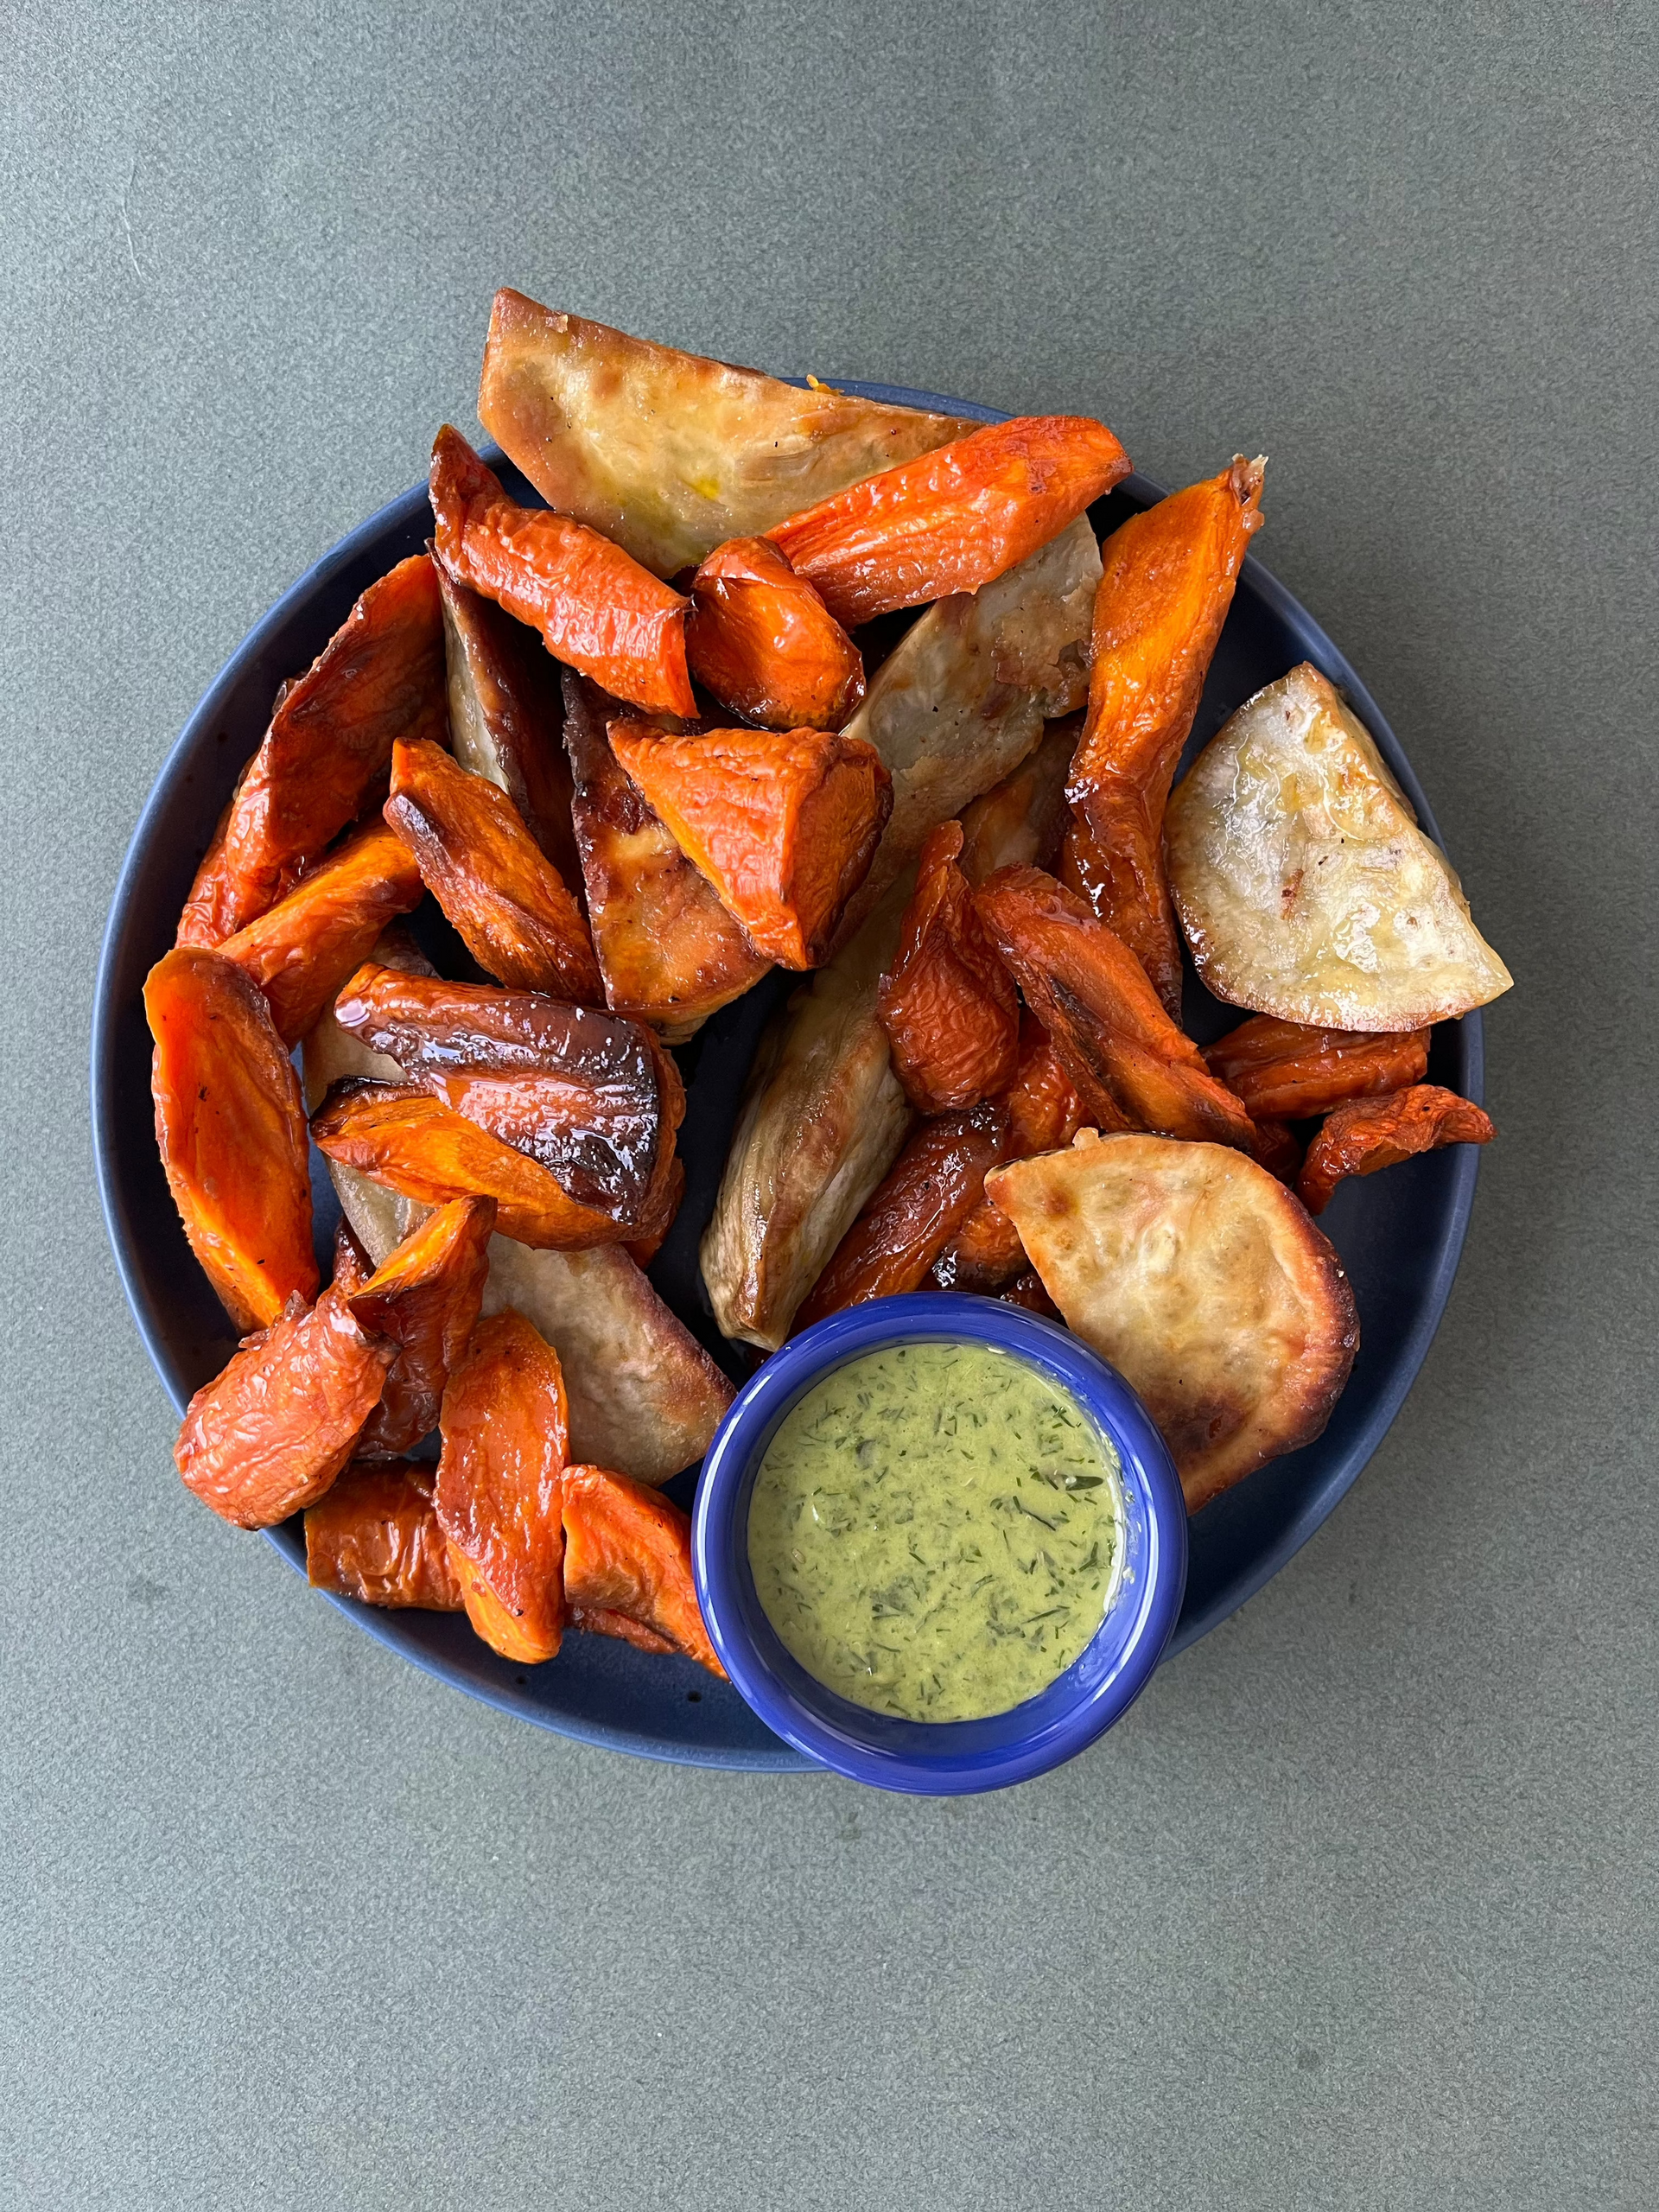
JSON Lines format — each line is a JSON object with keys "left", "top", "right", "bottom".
{"left": 91, "top": 382, "right": 1483, "bottom": 1770}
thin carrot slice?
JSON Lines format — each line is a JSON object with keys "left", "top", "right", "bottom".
{"left": 685, "top": 536, "right": 865, "bottom": 730}
{"left": 1298, "top": 1085, "right": 1494, "bottom": 1215}
{"left": 429, "top": 425, "right": 695, "bottom": 719}
{"left": 768, "top": 415, "right": 1131, "bottom": 628}
{"left": 346, "top": 1197, "right": 497, "bottom": 1458}
{"left": 876, "top": 820, "right": 1019, "bottom": 1113}
{"left": 305, "top": 1459, "right": 466, "bottom": 1610}
{"left": 561, "top": 1465, "right": 723, "bottom": 1676}
{"left": 608, "top": 721, "right": 891, "bottom": 969}
{"left": 1204, "top": 1014, "right": 1429, "bottom": 1121}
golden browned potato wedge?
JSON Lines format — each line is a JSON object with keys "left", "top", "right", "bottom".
{"left": 987, "top": 1132, "right": 1358, "bottom": 1512}
{"left": 477, "top": 289, "right": 978, "bottom": 578}
{"left": 1166, "top": 664, "right": 1512, "bottom": 1030}
{"left": 827, "top": 516, "right": 1100, "bottom": 953}
{"left": 701, "top": 873, "right": 916, "bottom": 1350}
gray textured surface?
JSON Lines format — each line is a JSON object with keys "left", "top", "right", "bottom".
{"left": 3, "top": 1, "right": 1656, "bottom": 2203}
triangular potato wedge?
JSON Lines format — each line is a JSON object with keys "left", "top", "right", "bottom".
{"left": 987, "top": 1131, "right": 1358, "bottom": 1512}
{"left": 478, "top": 289, "right": 979, "bottom": 578}
{"left": 1166, "top": 663, "right": 1512, "bottom": 1030}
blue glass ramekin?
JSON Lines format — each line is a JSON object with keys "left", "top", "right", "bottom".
{"left": 692, "top": 1294, "right": 1187, "bottom": 1795}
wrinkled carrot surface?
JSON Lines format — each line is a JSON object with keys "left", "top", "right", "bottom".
{"left": 610, "top": 721, "right": 891, "bottom": 969}
{"left": 385, "top": 736, "right": 601, "bottom": 1002}
{"left": 1204, "top": 1014, "right": 1429, "bottom": 1121}
{"left": 1250, "top": 1118, "right": 1305, "bottom": 1185}
{"left": 974, "top": 867, "right": 1255, "bottom": 1149}
{"left": 685, "top": 536, "right": 865, "bottom": 730}
{"left": 1064, "top": 459, "right": 1265, "bottom": 1014}
{"left": 876, "top": 821, "right": 1020, "bottom": 1114}
{"left": 931, "top": 1015, "right": 1084, "bottom": 1292}
{"left": 305, "top": 1458, "right": 465, "bottom": 1610}
{"left": 175, "top": 1288, "right": 395, "bottom": 1529}
{"left": 437, "top": 1309, "right": 569, "bottom": 1662}
{"left": 562, "top": 1465, "right": 723, "bottom": 1675}
{"left": 1299, "top": 1085, "right": 1494, "bottom": 1215}
{"left": 768, "top": 415, "right": 1131, "bottom": 628}
{"left": 429, "top": 426, "right": 695, "bottom": 718}
{"left": 178, "top": 554, "right": 446, "bottom": 946}
{"left": 145, "top": 947, "right": 318, "bottom": 1331}
{"left": 796, "top": 1104, "right": 1007, "bottom": 1329}
{"left": 215, "top": 820, "right": 424, "bottom": 1046}
{"left": 346, "top": 1197, "right": 496, "bottom": 1458}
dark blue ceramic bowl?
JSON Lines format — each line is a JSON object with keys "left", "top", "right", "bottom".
{"left": 91, "top": 379, "right": 1484, "bottom": 1770}
{"left": 693, "top": 1296, "right": 1187, "bottom": 1794}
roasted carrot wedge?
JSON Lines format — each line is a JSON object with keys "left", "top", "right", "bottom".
{"left": 608, "top": 721, "right": 891, "bottom": 969}
{"left": 345, "top": 1197, "right": 496, "bottom": 1457}
{"left": 931, "top": 1014, "right": 1084, "bottom": 1293}
{"left": 214, "top": 820, "right": 424, "bottom": 1046}
{"left": 1064, "top": 458, "right": 1265, "bottom": 1014}
{"left": 385, "top": 735, "right": 601, "bottom": 1001}
{"left": 1203, "top": 1014, "right": 1430, "bottom": 1121}
{"left": 332, "top": 963, "right": 683, "bottom": 1230}
{"left": 685, "top": 537, "right": 865, "bottom": 730}
{"left": 437, "top": 1309, "right": 569, "bottom": 1662}
{"left": 561, "top": 1465, "right": 723, "bottom": 1675}
{"left": 175, "top": 1288, "right": 396, "bottom": 1529}
{"left": 767, "top": 415, "right": 1131, "bottom": 628}
{"left": 1249, "top": 1118, "right": 1305, "bottom": 1185}
{"left": 311, "top": 1081, "right": 661, "bottom": 1250}
{"left": 562, "top": 673, "right": 770, "bottom": 1037}
{"left": 429, "top": 425, "right": 695, "bottom": 719}
{"left": 1298, "top": 1085, "right": 1494, "bottom": 1215}
{"left": 178, "top": 554, "right": 445, "bottom": 946}
{"left": 145, "top": 947, "right": 318, "bottom": 1331}
{"left": 876, "top": 820, "right": 1019, "bottom": 1113}
{"left": 437, "top": 563, "right": 582, "bottom": 887}
{"left": 974, "top": 867, "right": 1255, "bottom": 1149}
{"left": 305, "top": 1458, "right": 466, "bottom": 1609}
{"left": 794, "top": 1104, "right": 1007, "bottom": 1331}
{"left": 956, "top": 716, "right": 1078, "bottom": 886}
{"left": 999, "top": 1270, "right": 1058, "bottom": 1319}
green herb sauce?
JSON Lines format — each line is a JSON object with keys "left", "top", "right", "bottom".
{"left": 747, "top": 1341, "right": 1123, "bottom": 1722}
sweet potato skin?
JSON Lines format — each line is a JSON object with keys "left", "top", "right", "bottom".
{"left": 145, "top": 947, "right": 319, "bottom": 1332}
{"left": 609, "top": 721, "right": 891, "bottom": 969}
{"left": 305, "top": 1458, "right": 465, "bottom": 1609}
{"left": 346, "top": 1197, "right": 496, "bottom": 1458}
{"left": 429, "top": 425, "right": 695, "bottom": 719}
{"left": 436, "top": 1309, "right": 569, "bottom": 1662}
{"left": 561, "top": 1465, "right": 723, "bottom": 1675}
{"left": 769, "top": 415, "right": 1132, "bottom": 628}
{"left": 385, "top": 735, "right": 601, "bottom": 1002}
{"left": 1298, "top": 1085, "right": 1495, "bottom": 1215}
{"left": 795, "top": 1103, "right": 1007, "bottom": 1330}
{"left": 178, "top": 554, "right": 446, "bottom": 946}
{"left": 215, "top": 820, "right": 424, "bottom": 1046}
{"left": 974, "top": 867, "right": 1255, "bottom": 1150}
{"left": 1203, "top": 1014, "right": 1429, "bottom": 1121}
{"left": 1064, "top": 458, "right": 1265, "bottom": 1014}
{"left": 876, "top": 821, "right": 1019, "bottom": 1113}
{"left": 175, "top": 1288, "right": 396, "bottom": 1529}
{"left": 685, "top": 536, "right": 865, "bottom": 731}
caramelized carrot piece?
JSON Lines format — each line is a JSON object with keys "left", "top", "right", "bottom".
{"left": 768, "top": 415, "right": 1131, "bottom": 628}
{"left": 346, "top": 1197, "right": 496, "bottom": 1457}
{"left": 145, "top": 947, "right": 318, "bottom": 1332}
{"left": 956, "top": 715, "right": 1078, "bottom": 887}
{"left": 562, "top": 671, "right": 770, "bottom": 1038}
{"left": 332, "top": 963, "right": 683, "bottom": 1230}
{"left": 1249, "top": 1118, "right": 1305, "bottom": 1185}
{"left": 931, "top": 1015, "right": 1084, "bottom": 1292}
{"left": 876, "top": 820, "right": 1019, "bottom": 1113}
{"left": 385, "top": 736, "right": 601, "bottom": 1001}
{"left": 437, "top": 1309, "right": 570, "bottom": 1663}
{"left": 305, "top": 1458, "right": 466, "bottom": 1610}
{"left": 794, "top": 1104, "right": 1007, "bottom": 1330}
{"left": 570, "top": 1606, "right": 676, "bottom": 1655}
{"left": 1204, "top": 1014, "right": 1430, "bottom": 1121}
{"left": 1298, "top": 1085, "right": 1494, "bottom": 1215}
{"left": 1063, "top": 459, "right": 1265, "bottom": 1014}
{"left": 429, "top": 425, "right": 695, "bottom": 719}
{"left": 561, "top": 1465, "right": 723, "bottom": 1676}
{"left": 685, "top": 536, "right": 866, "bottom": 730}
{"left": 999, "top": 1270, "right": 1058, "bottom": 1319}
{"left": 608, "top": 721, "right": 891, "bottom": 969}
{"left": 311, "top": 1081, "right": 664, "bottom": 1250}
{"left": 974, "top": 867, "right": 1255, "bottom": 1149}
{"left": 214, "top": 820, "right": 424, "bottom": 1046}
{"left": 175, "top": 1288, "right": 396, "bottom": 1529}
{"left": 178, "top": 554, "right": 446, "bottom": 945}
